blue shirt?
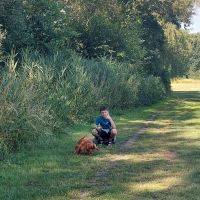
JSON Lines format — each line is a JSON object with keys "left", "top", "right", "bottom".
{"left": 96, "top": 116, "right": 112, "bottom": 130}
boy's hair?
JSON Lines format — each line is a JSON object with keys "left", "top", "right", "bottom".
{"left": 100, "top": 106, "right": 108, "bottom": 112}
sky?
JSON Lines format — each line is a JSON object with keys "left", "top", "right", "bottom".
{"left": 189, "top": 6, "right": 200, "bottom": 33}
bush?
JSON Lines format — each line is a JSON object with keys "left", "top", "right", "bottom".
{"left": 138, "top": 76, "right": 167, "bottom": 105}
{"left": 0, "top": 51, "right": 56, "bottom": 157}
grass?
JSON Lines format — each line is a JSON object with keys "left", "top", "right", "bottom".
{"left": 0, "top": 79, "right": 200, "bottom": 200}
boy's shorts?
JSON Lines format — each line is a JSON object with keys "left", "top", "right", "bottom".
{"left": 98, "top": 128, "right": 112, "bottom": 139}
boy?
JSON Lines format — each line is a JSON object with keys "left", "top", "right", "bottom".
{"left": 92, "top": 106, "right": 117, "bottom": 145}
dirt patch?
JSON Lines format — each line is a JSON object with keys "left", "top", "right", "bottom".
{"left": 121, "top": 114, "right": 158, "bottom": 150}
{"left": 161, "top": 150, "right": 178, "bottom": 160}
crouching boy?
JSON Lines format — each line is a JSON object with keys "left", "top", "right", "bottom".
{"left": 92, "top": 106, "right": 117, "bottom": 145}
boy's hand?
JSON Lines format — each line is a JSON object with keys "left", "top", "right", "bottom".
{"left": 104, "top": 112, "right": 112, "bottom": 121}
{"left": 101, "top": 110, "right": 116, "bottom": 129}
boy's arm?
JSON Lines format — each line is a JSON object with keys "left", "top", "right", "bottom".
{"left": 96, "top": 124, "right": 102, "bottom": 131}
{"left": 95, "top": 117, "right": 102, "bottom": 130}
{"left": 105, "top": 114, "right": 116, "bottom": 129}
{"left": 109, "top": 118, "right": 116, "bottom": 129}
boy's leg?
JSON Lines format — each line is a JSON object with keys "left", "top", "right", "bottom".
{"left": 109, "top": 129, "right": 117, "bottom": 143}
{"left": 91, "top": 128, "right": 103, "bottom": 141}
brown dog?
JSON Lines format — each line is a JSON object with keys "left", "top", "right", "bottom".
{"left": 75, "top": 136, "right": 99, "bottom": 155}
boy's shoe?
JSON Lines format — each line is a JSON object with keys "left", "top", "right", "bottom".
{"left": 108, "top": 141, "right": 112, "bottom": 146}
{"left": 112, "top": 136, "right": 117, "bottom": 144}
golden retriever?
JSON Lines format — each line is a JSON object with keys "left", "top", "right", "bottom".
{"left": 75, "top": 136, "right": 99, "bottom": 155}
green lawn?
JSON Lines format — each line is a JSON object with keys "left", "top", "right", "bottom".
{"left": 1, "top": 79, "right": 200, "bottom": 200}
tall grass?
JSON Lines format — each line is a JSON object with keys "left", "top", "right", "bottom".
{"left": 0, "top": 49, "right": 168, "bottom": 158}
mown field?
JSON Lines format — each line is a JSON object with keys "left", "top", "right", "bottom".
{"left": 0, "top": 79, "right": 200, "bottom": 200}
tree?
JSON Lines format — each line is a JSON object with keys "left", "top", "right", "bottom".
{"left": 65, "top": 0, "right": 146, "bottom": 65}
{"left": 164, "top": 23, "right": 192, "bottom": 77}
{"left": 0, "top": 0, "right": 75, "bottom": 52}
{"left": 189, "top": 33, "right": 200, "bottom": 73}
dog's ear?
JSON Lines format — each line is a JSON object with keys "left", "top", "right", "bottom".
{"left": 78, "top": 136, "right": 86, "bottom": 144}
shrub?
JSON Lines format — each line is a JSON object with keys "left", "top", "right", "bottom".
{"left": 0, "top": 51, "right": 55, "bottom": 157}
{"left": 138, "top": 76, "right": 167, "bottom": 105}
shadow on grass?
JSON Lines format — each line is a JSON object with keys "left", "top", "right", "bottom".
{"left": 172, "top": 91, "right": 200, "bottom": 101}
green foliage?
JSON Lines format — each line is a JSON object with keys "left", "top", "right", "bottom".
{"left": 172, "top": 0, "right": 193, "bottom": 26}
{"left": 0, "top": 26, "right": 6, "bottom": 61}
{"left": 0, "top": 50, "right": 168, "bottom": 156}
{"left": 138, "top": 76, "right": 167, "bottom": 105}
{"left": 0, "top": 0, "right": 75, "bottom": 52}
{"left": 67, "top": 0, "right": 146, "bottom": 64}
{"left": 188, "top": 33, "right": 200, "bottom": 77}
{"left": 187, "top": 33, "right": 200, "bottom": 79}
{"left": 0, "top": 51, "right": 56, "bottom": 157}
{"left": 164, "top": 23, "right": 192, "bottom": 77}
{"left": 129, "top": 0, "right": 194, "bottom": 79}
{"left": 131, "top": 0, "right": 194, "bottom": 26}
